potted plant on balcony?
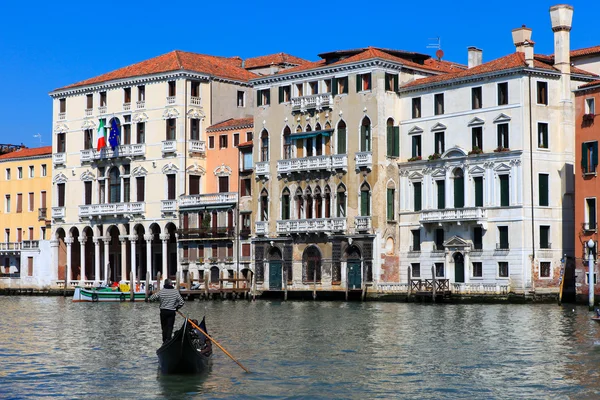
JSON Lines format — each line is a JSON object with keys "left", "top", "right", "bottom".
{"left": 428, "top": 153, "right": 441, "bottom": 161}
{"left": 408, "top": 156, "right": 422, "bottom": 162}
{"left": 583, "top": 113, "right": 595, "bottom": 122}
{"left": 208, "top": 257, "right": 218, "bottom": 264}
{"left": 225, "top": 256, "right": 233, "bottom": 263}
{"left": 493, "top": 146, "right": 510, "bottom": 153}
{"left": 468, "top": 146, "right": 483, "bottom": 155}
{"left": 197, "top": 257, "right": 204, "bottom": 264}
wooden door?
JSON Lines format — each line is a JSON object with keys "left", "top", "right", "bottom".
{"left": 347, "top": 260, "right": 361, "bottom": 290}
{"left": 269, "top": 261, "right": 282, "bottom": 290}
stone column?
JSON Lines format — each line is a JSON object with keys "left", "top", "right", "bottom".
{"left": 79, "top": 234, "right": 86, "bottom": 282}
{"left": 119, "top": 235, "right": 128, "bottom": 282}
{"left": 65, "top": 237, "right": 73, "bottom": 285}
{"left": 144, "top": 234, "right": 153, "bottom": 279}
{"left": 464, "top": 248, "right": 470, "bottom": 284}
{"left": 93, "top": 238, "right": 100, "bottom": 283}
{"left": 50, "top": 239, "right": 59, "bottom": 281}
{"left": 130, "top": 235, "right": 138, "bottom": 284}
{"left": 103, "top": 237, "right": 110, "bottom": 283}
{"left": 160, "top": 233, "right": 169, "bottom": 282}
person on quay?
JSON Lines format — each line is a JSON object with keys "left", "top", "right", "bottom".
{"left": 149, "top": 279, "right": 185, "bottom": 343}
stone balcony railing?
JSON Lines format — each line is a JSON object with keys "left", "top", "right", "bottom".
{"left": 188, "top": 140, "right": 206, "bottom": 154}
{"left": 98, "top": 106, "right": 107, "bottom": 114}
{"left": 167, "top": 96, "right": 176, "bottom": 104}
{"left": 355, "top": 152, "right": 372, "bottom": 170}
{"left": 21, "top": 240, "right": 39, "bottom": 250}
{"left": 161, "top": 200, "right": 177, "bottom": 213}
{"left": 179, "top": 192, "right": 238, "bottom": 208}
{"left": 52, "top": 207, "right": 66, "bottom": 219}
{"left": 162, "top": 140, "right": 177, "bottom": 154}
{"left": 331, "top": 154, "right": 348, "bottom": 170}
{"left": 123, "top": 102, "right": 131, "bottom": 111}
{"left": 420, "top": 207, "right": 487, "bottom": 226}
{"left": 58, "top": 112, "right": 65, "bottom": 120}
{"left": 85, "top": 108, "right": 93, "bottom": 117}
{"left": 53, "top": 153, "right": 66, "bottom": 166}
{"left": 291, "top": 93, "right": 332, "bottom": 112}
{"left": 255, "top": 161, "right": 270, "bottom": 178}
{"left": 38, "top": 207, "right": 47, "bottom": 221}
{"left": 190, "top": 96, "right": 201, "bottom": 106}
{"left": 136, "top": 100, "right": 145, "bottom": 109}
{"left": 354, "top": 216, "right": 372, "bottom": 232}
{"left": 0, "top": 242, "right": 21, "bottom": 251}
{"left": 79, "top": 202, "right": 145, "bottom": 218}
{"left": 276, "top": 218, "right": 346, "bottom": 234}
{"left": 255, "top": 221, "right": 268, "bottom": 235}
{"left": 276, "top": 154, "right": 349, "bottom": 175}
{"left": 80, "top": 144, "right": 146, "bottom": 162}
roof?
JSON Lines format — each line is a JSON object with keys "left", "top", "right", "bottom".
{"left": 206, "top": 117, "right": 253, "bottom": 132}
{"left": 572, "top": 45, "right": 600, "bottom": 58}
{"left": 402, "top": 52, "right": 597, "bottom": 90}
{"left": 0, "top": 146, "right": 52, "bottom": 161}
{"left": 55, "top": 51, "right": 257, "bottom": 91}
{"left": 245, "top": 53, "right": 309, "bottom": 69}
{"left": 424, "top": 58, "right": 468, "bottom": 73}
{"left": 237, "top": 140, "right": 253, "bottom": 148}
{"left": 578, "top": 80, "right": 600, "bottom": 90}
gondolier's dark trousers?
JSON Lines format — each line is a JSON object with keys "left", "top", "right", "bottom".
{"left": 160, "top": 309, "right": 176, "bottom": 343}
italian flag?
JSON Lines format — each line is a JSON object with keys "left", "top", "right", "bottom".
{"left": 97, "top": 119, "right": 106, "bottom": 150}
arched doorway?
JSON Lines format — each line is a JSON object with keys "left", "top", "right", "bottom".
{"left": 55, "top": 228, "right": 66, "bottom": 280}
{"left": 453, "top": 252, "right": 465, "bottom": 283}
{"left": 149, "top": 223, "right": 161, "bottom": 280}
{"left": 106, "top": 226, "right": 120, "bottom": 283}
{"left": 303, "top": 246, "right": 321, "bottom": 283}
{"left": 210, "top": 266, "right": 220, "bottom": 285}
{"left": 165, "top": 223, "right": 177, "bottom": 279}
{"left": 346, "top": 246, "right": 361, "bottom": 290}
{"left": 134, "top": 224, "right": 147, "bottom": 281}
{"left": 268, "top": 247, "right": 282, "bottom": 290}
{"left": 69, "top": 227, "right": 80, "bottom": 281}
{"left": 82, "top": 227, "right": 94, "bottom": 280}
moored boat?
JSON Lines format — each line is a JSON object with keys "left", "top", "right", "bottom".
{"left": 73, "top": 287, "right": 147, "bottom": 302}
{"left": 157, "top": 318, "right": 212, "bottom": 374}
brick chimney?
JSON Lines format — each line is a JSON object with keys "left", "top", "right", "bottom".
{"left": 550, "top": 4, "right": 573, "bottom": 100}
{"left": 512, "top": 25, "right": 535, "bottom": 67}
{"left": 467, "top": 47, "right": 482, "bottom": 68}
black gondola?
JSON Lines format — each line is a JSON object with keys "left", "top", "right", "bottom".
{"left": 156, "top": 317, "right": 212, "bottom": 374}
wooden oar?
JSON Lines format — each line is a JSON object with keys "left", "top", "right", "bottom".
{"left": 176, "top": 310, "right": 250, "bottom": 373}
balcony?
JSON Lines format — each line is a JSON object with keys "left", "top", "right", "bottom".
{"left": 78, "top": 202, "right": 145, "bottom": 218}
{"left": 277, "top": 155, "right": 332, "bottom": 175}
{"left": 98, "top": 106, "right": 107, "bottom": 114}
{"left": 355, "top": 152, "right": 372, "bottom": 170}
{"left": 178, "top": 227, "right": 235, "bottom": 239}
{"left": 85, "top": 108, "right": 93, "bottom": 117}
{"left": 0, "top": 242, "right": 21, "bottom": 251}
{"left": 420, "top": 207, "right": 487, "bottom": 227}
{"left": 291, "top": 93, "right": 333, "bottom": 113}
{"left": 167, "top": 96, "right": 176, "bottom": 104}
{"left": 276, "top": 218, "right": 347, "bottom": 235}
{"left": 188, "top": 140, "right": 206, "bottom": 154}
{"left": 21, "top": 240, "right": 39, "bottom": 250}
{"left": 161, "top": 200, "right": 177, "bottom": 213}
{"left": 355, "top": 216, "right": 372, "bottom": 232}
{"left": 162, "top": 140, "right": 177, "bottom": 154}
{"left": 179, "top": 192, "right": 238, "bottom": 208}
{"left": 80, "top": 144, "right": 146, "bottom": 162}
{"left": 190, "top": 96, "right": 201, "bottom": 106}
{"left": 136, "top": 100, "right": 145, "bottom": 109}
{"left": 58, "top": 112, "right": 66, "bottom": 120}
{"left": 52, "top": 207, "right": 66, "bottom": 220}
{"left": 496, "top": 243, "right": 510, "bottom": 251}
{"left": 331, "top": 154, "right": 348, "bottom": 171}
{"left": 255, "top": 221, "right": 268, "bottom": 235}
{"left": 123, "top": 102, "right": 131, "bottom": 111}
{"left": 38, "top": 208, "right": 47, "bottom": 221}
{"left": 53, "top": 153, "right": 66, "bottom": 166}
{"left": 255, "top": 161, "right": 270, "bottom": 178}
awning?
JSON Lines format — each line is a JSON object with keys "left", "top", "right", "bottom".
{"left": 289, "top": 129, "right": 333, "bottom": 140}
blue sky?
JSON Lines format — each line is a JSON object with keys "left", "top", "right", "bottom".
{"left": 0, "top": 0, "right": 596, "bottom": 148}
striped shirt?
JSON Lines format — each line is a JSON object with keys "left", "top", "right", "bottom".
{"left": 149, "top": 288, "right": 184, "bottom": 311}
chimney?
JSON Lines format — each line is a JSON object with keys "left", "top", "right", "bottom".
{"left": 467, "top": 47, "right": 482, "bottom": 68}
{"left": 512, "top": 25, "right": 535, "bottom": 67}
{"left": 550, "top": 4, "right": 573, "bottom": 75}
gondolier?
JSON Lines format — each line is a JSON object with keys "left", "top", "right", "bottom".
{"left": 149, "top": 279, "right": 185, "bottom": 343}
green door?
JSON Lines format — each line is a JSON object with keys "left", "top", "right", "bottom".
{"left": 454, "top": 253, "right": 465, "bottom": 283}
{"left": 269, "top": 261, "right": 282, "bottom": 290}
{"left": 347, "top": 261, "right": 362, "bottom": 290}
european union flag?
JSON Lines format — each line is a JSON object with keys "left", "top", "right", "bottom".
{"left": 108, "top": 119, "right": 120, "bottom": 150}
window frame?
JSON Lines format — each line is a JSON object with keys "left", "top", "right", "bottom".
{"left": 498, "top": 262, "right": 509, "bottom": 278}
{"left": 434, "top": 93, "right": 444, "bottom": 115}
{"left": 497, "top": 82, "right": 508, "bottom": 106}
{"left": 537, "top": 81, "right": 548, "bottom": 105}
{"left": 471, "top": 86, "right": 482, "bottom": 109}
{"left": 537, "top": 122, "right": 549, "bottom": 149}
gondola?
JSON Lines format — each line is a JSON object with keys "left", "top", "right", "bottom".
{"left": 156, "top": 317, "right": 212, "bottom": 374}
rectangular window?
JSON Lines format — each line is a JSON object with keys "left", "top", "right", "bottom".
{"left": 411, "top": 263, "right": 421, "bottom": 278}
{"left": 472, "top": 87, "right": 482, "bottom": 109}
{"left": 296, "top": 83, "right": 303, "bottom": 97}
{"left": 434, "top": 229, "right": 444, "bottom": 251}
{"left": 57, "top": 183, "right": 65, "bottom": 207}
{"left": 435, "top": 262, "right": 444, "bottom": 278}
{"left": 324, "top": 79, "right": 332, "bottom": 93}
{"left": 386, "top": 125, "right": 400, "bottom": 157}
{"left": 582, "top": 141, "right": 598, "bottom": 174}
{"left": 17, "top": 167, "right": 23, "bottom": 179}
{"left": 219, "top": 176, "right": 229, "bottom": 193}
{"left": 412, "top": 97, "right": 421, "bottom": 119}
{"left": 242, "top": 151, "right": 253, "bottom": 170}
{"left": 41, "top": 191, "right": 46, "bottom": 208}
{"left": 498, "top": 262, "right": 509, "bottom": 278}
{"left": 473, "top": 227, "right": 483, "bottom": 250}
{"left": 246, "top": 131, "right": 253, "bottom": 141}
{"left": 237, "top": 91, "right": 245, "bottom": 107}
{"left": 498, "top": 82, "right": 508, "bottom": 105}
{"left": 500, "top": 175, "right": 510, "bottom": 206}
{"left": 138, "top": 85, "right": 145, "bottom": 101}
{"left": 41, "top": 164, "right": 46, "bottom": 177}
{"left": 360, "top": 190, "right": 370, "bottom": 216}
{"left": 434, "top": 131, "right": 445, "bottom": 154}
{"left": 27, "top": 257, "right": 33, "bottom": 276}
{"left": 17, "top": 228, "right": 22, "bottom": 243}
{"left": 538, "top": 122, "right": 549, "bottom": 149}
{"left": 335, "top": 77, "right": 348, "bottom": 95}
{"left": 28, "top": 166, "right": 34, "bottom": 178}
{"left": 219, "top": 135, "right": 228, "bottom": 149}
{"left": 189, "top": 175, "right": 200, "bottom": 195}
{"left": 4, "top": 229, "right": 9, "bottom": 242}
{"left": 123, "top": 87, "right": 131, "bottom": 104}
{"left": 474, "top": 176, "right": 483, "bottom": 207}
{"left": 257, "top": 89, "right": 270, "bottom": 106}
{"left": 191, "top": 81, "right": 200, "bottom": 97}
{"left": 473, "top": 262, "right": 483, "bottom": 278}
{"left": 136, "top": 177, "right": 145, "bottom": 202}
{"left": 472, "top": 127, "right": 482, "bottom": 151}
{"left": 86, "top": 94, "right": 93, "bottom": 110}
{"left": 167, "top": 175, "right": 176, "bottom": 200}
{"left": 28, "top": 192, "right": 34, "bottom": 212}
{"left": 385, "top": 73, "right": 399, "bottom": 92}
{"left": 16, "top": 194, "right": 22, "bottom": 213}
{"left": 436, "top": 180, "right": 445, "bottom": 209}
{"left": 434, "top": 93, "right": 444, "bottom": 115}
{"left": 413, "top": 182, "right": 422, "bottom": 211}
{"left": 190, "top": 119, "right": 200, "bottom": 141}
{"left": 539, "top": 174, "right": 549, "bottom": 206}
{"left": 100, "top": 91, "right": 107, "bottom": 107}
{"left": 5, "top": 168, "right": 10, "bottom": 180}
{"left": 537, "top": 81, "right": 548, "bottom": 105}
{"left": 586, "top": 198, "right": 597, "bottom": 231}
{"left": 411, "top": 230, "right": 421, "bottom": 251}
{"left": 136, "top": 123, "right": 145, "bottom": 144}
{"left": 540, "top": 225, "right": 550, "bottom": 249}
{"left": 84, "top": 129, "right": 93, "bottom": 150}
{"left": 279, "top": 85, "right": 291, "bottom": 103}
{"left": 586, "top": 98, "right": 596, "bottom": 115}
{"left": 123, "top": 177, "right": 130, "bottom": 203}
{"left": 5, "top": 195, "right": 10, "bottom": 213}
{"left": 242, "top": 243, "right": 251, "bottom": 258}
{"left": 84, "top": 181, "right": 92, "bottom": 205}
{"left": 57, "top": 133, "right": 66, "bottom": 153}
{"left": 123, "top": 120, "right": 131, "bottom": 145}
{"left": 59, "top": 98, "right": 66, "bottom": 113}
{"left": 497, "top": 123, "right": 509, "bottom": 149}
{"left": 208, "top": 136, "right": 215, "bottom": 149}
{"left": 168, "top": 81, "right": 176, "bottom": 97}
{"left": 387, "top": 188, "right": 395, "bottom": 221}
{"left": 337, "top": 126, "right": 346, "bottom": 154}
{"left": 412, "top": 135, "right": 422, "bottom": 158}
{"left": 498, "top": 226, "right": 509, "bottom": 249}
{"left": 241, "top": 178, "right": 252, "bottom": 197}
{"left": 540, "top": 262, "right": 551, "bottom": 278}
{"left": 166, "top": 118, "right": 176, "bottom": 140}
{"left": 356, "top": 73, "right": 371, "bottom": 92}
{"left": 309, "top": 81, "right": 318, "bottom": 95}
{"left": 233, "top": 133, "right": 239, "bottom": 147}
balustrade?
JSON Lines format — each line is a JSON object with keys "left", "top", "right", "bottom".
{"left": 276, "top": 218, "right": 346, "bottom": 234}
{"left": 179, "top": 192, "right": 238, "bottom": 207}
{"left": 79, "top": 202, "right": 145, "bottom": 218}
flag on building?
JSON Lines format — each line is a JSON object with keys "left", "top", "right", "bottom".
{"left": 97, "top": 119, "right": 106, "bottom": 150}
{"left": 108, "top": 119, "right": 120, "bottom": 150}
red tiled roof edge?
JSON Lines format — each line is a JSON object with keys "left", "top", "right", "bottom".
{"left": 245, "top": 53, "right": 310, "bottom": 69}
{"left": 0, "top": 146, "right": 53, "bottom": 160}
{"left": 207, "top": 117, "right": 254, "bottom": 132}
{"left": 578, "top": 80, "right": 600, "bottom": 90}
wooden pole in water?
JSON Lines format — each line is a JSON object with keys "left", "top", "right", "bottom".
{"left": 130, "top": 271, "right": 134, "bottom": 301}
{"left": 145, "top": 271, "right": 150, "bottom": 301}
{"left": 407, "top": 266, "right": 412, "bottom": 300}
{"left": 284, "top": 267, "right": 288, "bottom": 301}
{"left": 313, "top": 268, "right": 317, "bottom": 300}
{"left": 204, "top": 271, "right": 209, "bottom": 300}
{"left": 558, "top": 255, "right": 566, "bottom": 305}
{"left": 345, "top": 264, "right": 349, "bottom": 302}
{"left": 431, "top": 265, "right": 436, "bottom": 303}
{"left": 252, "top": 269, "right": 256, "bottom": 301}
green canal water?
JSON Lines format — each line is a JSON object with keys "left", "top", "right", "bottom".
{"left": 1, "top": 297, "right": 600, "bottom": 399}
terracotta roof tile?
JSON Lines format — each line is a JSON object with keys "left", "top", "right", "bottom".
{"left": 0, "top": 146, "right": 52, "bottom": 161}
{"left": 424, "top": 58, "right": 468, "bottom": 73}
{"left": 207, "top": 117, "right": 253, "bottom": 132}
{"left": 579, "top": 80, "right": 600, "bottom": 89}
{"left": 245, "top": 53, "right": 309, "bottom": 69}
{"left": 571, "top": 45, "right": 600, "bottom": 58}
{"left": 237, "top": 140, "right": 253, "bottom": 148}
{"left": 56, "top": 51, "right": 257, "bottom": 91}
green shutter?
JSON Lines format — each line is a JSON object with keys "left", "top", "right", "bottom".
{"left": 257, "top": 90, "right": 262, "bottom": 107}
{"left": 361, "top": 191, "right": 369, "bottom": 216}
{"left": 387, "top": 189, "right": 394, "bottom": 220}
{"left": 500, "top": 175, "right": 509, "bottom": 206}
{"left": 342, "top": 78, "right": 348, "bottom": 94}
{"left": 539, "top": 174, "right": 549, "bottom": 206}
{"left": 414, "top": 183, "right": 422, "bottom": 211}
{"left": 361, "top": 126, "right": 367, "bottom": 151}
{"left": 356, "top": 74, "right": 362, "bottom": 92}
{"left": 582, "top": 142, "right": 588, "bottom": 172}
{"left": 332, "top": 78, "right": 338, "bottom": 96}
{"left": 393, "top": 127, "right": 400, "bottom": 157}
{"left": 393, "top": 74, "right": 399, "bottom": 92}
{"left": 474, "top": 177, "right": 483, "bottom": 207}
{"left": 594, "top": 142, "right": 599, "bottom": 170}
{"left": 454, "top": 177, "right": 464, "bottom": 208}
{"left": 278, "top": 86, "right": 284, "bottom": 103}
{"left": 385, "top": 74, "right": 390, "bottom": 91}
{"left": 437, "top": 181, "right": 445, "bottom": 209}
{"left": 386, "top": 126, "right": 393, "bottom": 156}
{"left": 337, "top": 128, "right": 346, "bottom": 154}
{"left": 265, "top": 89, "right": 270, "bottom": 105}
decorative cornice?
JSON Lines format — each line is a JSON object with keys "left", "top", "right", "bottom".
{"left": 132, "top": 112, "right": 148, "bottom": 123}
{"left": 186, "top": 163, "right": 205, "bottom": 176}
{"left": 161, "top": 162, "right": 179, "bottom": 174}
{"left": 53, "top": 172, "right": 68, "bottom": 183}
{"left": 186, "top": 108, "right": 205, "bottom": 120}
{"left": 0, "top": 153, "right": 52, "bottom": 164}
{"left": 162, "top": 108, "right": 180, "bottom": 119}
{"left": 54, "top": 123, "right": 69, "bottom": 133}
{"left": 131, "top": 166, "right": 148, "bottom": 177}
{"left": 214, "top": 164, "right": 232, "bottom": 177}
{"left": 80, "top": 170, "right": 96, "bottom": 181}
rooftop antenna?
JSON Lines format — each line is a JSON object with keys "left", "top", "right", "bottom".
{"left": 427, "top": 37, "right": 444, "bottom": 60}
{"left": 33, "top": 133, "right": 42, "bottom": 147}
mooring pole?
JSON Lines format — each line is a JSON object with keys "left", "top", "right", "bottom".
{"left": 588, "top": 239, "right": 595, "bottom": 311}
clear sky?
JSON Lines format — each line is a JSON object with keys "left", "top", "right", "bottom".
{"left": 0, "top": 0, "right": 596, "bottom": 148}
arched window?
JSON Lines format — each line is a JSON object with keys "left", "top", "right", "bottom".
{"left": 315, "top": 124, "right": 323, "bottom": 156}
{"left": 314, "top": 186, "right": 322, "bottom": 219}
{"left": 360, "top": 117, "right": 371, "bottom": 152}
{"left": 305, "top": 125, "right": 313, "bottom": 157}
{"left": 453, "top": 168, "right": 464, "bottom": 209}
{"left": 386, "top": 180, "right": 396, "bottom": 221}
{"left": 305, "top": 187, "right": 313, "bottom": 219}
{"left": 295, "top": 188, "right": 303, "bottom": 219}
{"left": 260, "top": 189, "right": 269, "bottom": 221}
{"left": 386, "top": 118, "right": 399, "bottom": 157}
{"left": 261, "top": 129, "right": 269, "bottom": 162}
{"left": 283, "top": 126, "right": 292, "bottom": 159}
{"left": 360, "top": 182, "right": 371, "bottom": 216}
{"left": 282, "top": 188, "right": 290, "bottom": 220}
{"left": 324, "top": 186, "right": 331, "bottom": 218}
{"left": 303, "top": 246, "right": 321, "bottom": 283}
{"left": 337, "top": 184, "right": 346, "bottom": 217}
{"left": 296, "top": 125, "right": 302, "bottom": 133}
{"left": 108, "top": 167, "right": 121, "bottom": 203}
{"left": 337, "top": 120, "right": 347, "bottom": 154}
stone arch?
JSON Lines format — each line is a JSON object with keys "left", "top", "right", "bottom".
{"left": 165, "top": 222, "right": 178, "bottom": 279}
{"left": 303, "top": 245, "right": 322, "bottom": 283}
